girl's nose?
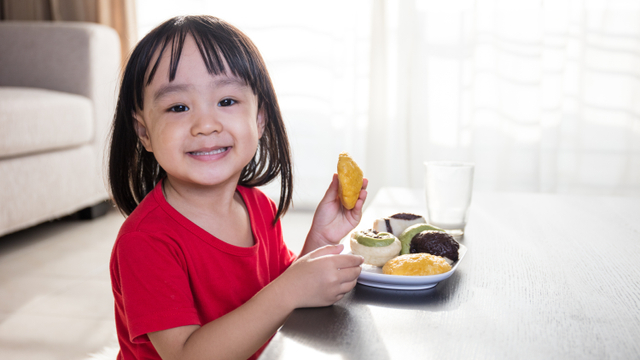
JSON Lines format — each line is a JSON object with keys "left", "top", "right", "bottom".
{"left": 191, "top": 109, "right": 222, "bottom": 136}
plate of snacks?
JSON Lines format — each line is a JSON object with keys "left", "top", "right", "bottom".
{"left": 346, "top": 213, "right": 467, "bottom": 290}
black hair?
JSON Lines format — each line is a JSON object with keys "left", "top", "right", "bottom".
{"left": 108, "top": 15, "right": 293, "bottom": 223}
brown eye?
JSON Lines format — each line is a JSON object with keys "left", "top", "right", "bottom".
{"left": 218, "top": 99, "right": 236, "bottom": 107}
{"left": 169, "top": 105, "right": 189, "bottom": 112}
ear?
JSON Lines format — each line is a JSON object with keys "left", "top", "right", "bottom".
{"left": 133, "top": 113, "right": 153, "bottom": 152}
{"left": 257, "top": 106, "right": 266, "bottom": 139}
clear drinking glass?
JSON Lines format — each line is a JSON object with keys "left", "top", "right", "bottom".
{"left": 424, "top": 161, "right": 475, "bottom": 236}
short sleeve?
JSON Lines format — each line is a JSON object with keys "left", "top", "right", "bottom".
{"left": 114, "top": 232, "right": 200, "bottom": 343}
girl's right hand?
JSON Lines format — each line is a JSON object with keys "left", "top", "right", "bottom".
{"left": 276, "top": 244, "right": 364, "bottom": 309}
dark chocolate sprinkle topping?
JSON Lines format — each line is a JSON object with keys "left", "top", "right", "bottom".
{"left": 410, "top": 230, "right": 459, "bottom": 262}
{"left": 389, "top": 212, "right": 422, "bottom": 220}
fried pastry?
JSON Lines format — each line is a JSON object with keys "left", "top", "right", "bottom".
{"left": 337, "top": 152, "right": 363, "bottom": 209}
{"left": 382, "top": 253, "right": 451, "bottom": 276}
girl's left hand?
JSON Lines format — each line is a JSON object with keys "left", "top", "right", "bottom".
{"left": 302, "top": 174, "right": 368, "bottom": 254}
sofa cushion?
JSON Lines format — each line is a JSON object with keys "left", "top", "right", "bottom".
{"left": 0, "top": 144, "right": 106, "bottom": 237}
{"left": 0, "top": 87, "right": 93, "bottom": 158}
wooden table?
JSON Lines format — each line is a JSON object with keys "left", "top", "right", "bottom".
{"left": 259, "top": 188, "right": 640, "bottom": 360}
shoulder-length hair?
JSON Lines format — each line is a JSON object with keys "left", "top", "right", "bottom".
{"left": 108, "top": 15, "right": 293, "bottom": 223}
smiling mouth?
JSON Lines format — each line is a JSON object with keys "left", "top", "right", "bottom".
{"left": 189, "top": 147, "right": 230, "bottom": 156}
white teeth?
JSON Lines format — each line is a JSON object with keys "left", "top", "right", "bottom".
{"left": 190, "top": 147, "right": 228, "bottom": 155}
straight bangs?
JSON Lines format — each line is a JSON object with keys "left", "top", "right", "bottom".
{"left": 136, "top": 16, "right": 263, "bottom": 111}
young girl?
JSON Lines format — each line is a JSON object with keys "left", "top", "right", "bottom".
{"left": 108, "top": 15, "right": 367, "bottom": 360}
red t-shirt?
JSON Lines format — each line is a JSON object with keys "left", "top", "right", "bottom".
{"left": 110, "top": 181, "right": 296, "bottom": 359}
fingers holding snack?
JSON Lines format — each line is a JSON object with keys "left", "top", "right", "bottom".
{"left": 360, "top": 177, "right": 369, "bottom": 191}
{"left": 304, "top": 155, "right": 367, "bottom": 252}
{"left": 353, "top": 177, "right": 368, "bottom": 211}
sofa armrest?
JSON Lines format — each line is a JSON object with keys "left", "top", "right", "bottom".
{"left": 0, "top": 21, "right": 120, "bottom": 98}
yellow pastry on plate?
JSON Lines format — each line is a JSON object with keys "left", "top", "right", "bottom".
{"left": 382, "top": 253, "right": 451, "bottom": 276}
{"left": 337, "top": 152, "right": 363, "bottom": 210}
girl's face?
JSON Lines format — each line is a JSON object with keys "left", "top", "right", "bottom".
{"left": 133, "top": 35, "right": 265, "bottom": 191}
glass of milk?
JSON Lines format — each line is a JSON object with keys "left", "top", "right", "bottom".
{"left": 424, "top": 161, "right": 475, "bottom": 237}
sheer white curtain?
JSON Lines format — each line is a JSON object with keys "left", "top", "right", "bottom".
{"left": 135, "top": 0, "right": 640, "bottom": 209}
{"left": 367, "top": 0, "right": 640, "bottom": 200}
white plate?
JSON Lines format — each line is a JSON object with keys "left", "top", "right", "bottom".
{"left": 348, "top": 244, "right": 467, "bottom": 290}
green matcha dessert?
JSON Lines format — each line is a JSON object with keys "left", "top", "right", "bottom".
{"left": 350, "top": 229, "right": 401, "bottom": 267}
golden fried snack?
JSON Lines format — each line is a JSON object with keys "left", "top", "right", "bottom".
{"left": 382, "top": 253, "right": 451, "bottom": 276}
{"left": 337, "top": 152, "right": 364, "bottom": 209}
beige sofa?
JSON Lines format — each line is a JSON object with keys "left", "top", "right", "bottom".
{"left": 0, "top": 21, "right": 121, "bottom": 237}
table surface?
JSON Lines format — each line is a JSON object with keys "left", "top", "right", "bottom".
{"left": 259, "top": 188, "right": 640, "bottom": 360}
